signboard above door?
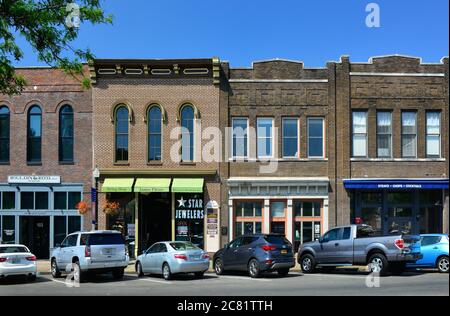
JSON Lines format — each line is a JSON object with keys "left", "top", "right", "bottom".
{"left": 8, "top": 175, "right": 61, "bottom": 184}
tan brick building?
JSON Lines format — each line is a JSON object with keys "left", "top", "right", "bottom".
{"left": 0, "top": 68, "right": 92, "bottom": 259}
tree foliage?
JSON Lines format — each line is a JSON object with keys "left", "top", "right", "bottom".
{"left": 0, "top": 0, "right": 112, "bottom": 95}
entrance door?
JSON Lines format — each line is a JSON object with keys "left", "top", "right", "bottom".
{"left": 20, "top": 216, "right": 50, "bottom": 259}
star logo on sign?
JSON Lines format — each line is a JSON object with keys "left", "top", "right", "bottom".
{"left": 178, "top": 197, "right": 186, "bottom": 207}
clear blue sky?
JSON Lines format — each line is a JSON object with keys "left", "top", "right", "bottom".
{"left": 14, "top": 0, "right": 449, "bottom": 68}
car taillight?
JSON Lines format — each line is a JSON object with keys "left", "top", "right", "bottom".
{"left": 85, "top": 246, "right": 91, "bottom": 257}
{"left": 174, "top": 254, "right": 188, "bottom": 260}
{"left": 26, "top": 256, "right": 37, "bottom": 261}
{"left": 0, "top": 257, "right": 7, "bottom": 263}
{"left": 261, "top": 245, "right": 277, "bottom": 252}
{"left": 202, "top": 253, "right": 210, "bottom": 259}
{"left": 395, "top": 239, "right": 405, "bottom": 249}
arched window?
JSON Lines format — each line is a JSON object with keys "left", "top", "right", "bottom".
{"left": 27, "top": 105, "right": 42, "bottom": 163}
{"left": 180, "top": 105, "right": 194, "bottom": 162}
{"left": 148, "top": 106, "right": 162, "bottom": 161}
{"left": 115, "top": 106, "right": 129, "bottom": 162}
{"left": 0, "top": 106, "right": 10, "bottom": 163}
{"left": 59, "top": 105, "right": 74, "bottom": 162}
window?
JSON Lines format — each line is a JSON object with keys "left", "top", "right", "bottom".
{"left": 1, "top": 192, "right": 15, "bottom": 209}
{"left": 342, "top": 227, "right": 352, "bottom": 240}
{"left": 148, "top": 106, "right": 162, "bottom": 161}
{"left": 426, "top": 112, "right": 441, "bottom": 158}
{"left": 282, "top": 118, "right": 299, "bottom": 158}
{"left": 323, "top": 228, "right": 342, "bottom": 242}
{"left": 377, "top": 111, "right": 392, "bottom": 157}
{"left": 54, "top": 192, "right": 82, "bottom": 210}
{"left": 421, "top": 236, "right": 442, "bottom": 247}
{"left": 54, "top": 216, "right": 67, "bottom": 246}
{"left": 257, "top": 118, "right": 273, "bottom": 158}
{"left": 232, "top": 118, "right": 248, "bottom": 158}
{"left": 115, "top": 106, "right": 129, "bottom": 162}
{"left": 1, "top": 216, "right": 15, "bottom": 244}
{"left": 352, "top": 111, "right": 367, "bottom": 157}
{"left": 294, "top": 201, "right": 321, "bottom": 217}
{"left": 235, "top": 201, "right": 262, "bottom": 217}
{"left": 27, "top": 105, "right": 42, "bottom": 162}
{"left": 59, "top": 105, "right": 74, "bottom": 162}
{"left": 294, "top": 221, "right": 321, "bottom": 250}
{"left": 20, "top": 192, "right": 49, "bottom": 210}
{"left": 235, "top": 201, "right": 263, "bottom": 237}
{"left": 271, "top": 201, "right": 286, "bottom": 217}
{"left": 402, "top": 111, "right": 417, "bottom": 158}
{"left": 308, "top": 118, "right": 324, "bottom": 158}
{"left": 181, "top": 105, "right": 195, "bottom": 162}
{"left": 235, "top": 222, "right": 262, "bottom": 237}
{"left": 0, "top": 106, "right": 10, "bottom": 163}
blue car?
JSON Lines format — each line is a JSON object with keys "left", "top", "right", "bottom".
{"left": 408, "top": 234, "right": 449, "bottom": 273}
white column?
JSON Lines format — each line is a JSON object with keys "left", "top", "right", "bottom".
{"left": 228, "top": 199, "right": 233, "bottom": 242}
{"left": 287, "top": 199, "right": 293, "bottom": 243}
{"left": 49, "top": 216, "right": 54, "bottom": 250}
{"left": 264, "top": 199, "right": 271, "bottom": 234}
{"left": 323, "top": 198, "right": 329, "bottom": 233}
{"left": 15, "top": 215, "right": 20, "bottom": 244}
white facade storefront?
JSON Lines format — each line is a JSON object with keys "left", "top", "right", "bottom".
{"left": 227, "top": 177, "right": 329, "bottom": 251}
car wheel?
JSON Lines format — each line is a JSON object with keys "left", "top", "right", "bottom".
{"left": 136, "top": 261, "right": 144, "bottom": 278}
{"left": 277, "top": 269, "right": 290, "bottom": 277}
{"left": 51, "top": 259, "right": 61, "bottom": 278}
{"left": 194, "top": 272, "right": 205, "bottom": 279}
{"left": 368, "top": 253, "right": 389, "bottom": 276}
{"left": 300, "top": 254, "right": 316, "bottom": 274}
{"left": 437, "top": 256, "right": 449, "bottom": 274}
{"left": 162, "top": 263, "right": 172, "bottom": 281}
{"left": 390, "top": 262, "right": 406, "bottom": 275}
{"left": 73, "top": 261, "right": 87, "bottom": 283}
{"left": 248, "top": 259, "right": 261, "bottom": 278}
{"left": 214, "top": 258, "right": 225, "bottom": 275}
{"left": 112, "top": 268, "right": 125, "bottom": 279}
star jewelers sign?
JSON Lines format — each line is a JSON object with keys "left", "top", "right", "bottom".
{"left": 8, "top": 175, "right": 61, "bottom": 184}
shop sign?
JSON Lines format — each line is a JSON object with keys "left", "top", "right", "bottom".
{"left": 175, "top": 195, "right": 205, "bottom": 220}
{"left": 127, "top": 224, "right": 135, "bottom": 237}
{"left": 206, "top": 200, "right": 219, "bottom": 237}
{"left": 8, "top": 175, "right": 61, "bottom": 184}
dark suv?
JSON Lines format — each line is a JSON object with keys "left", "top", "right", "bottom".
{"left": 213, "top": 234, "right": 295, "bottom": 278}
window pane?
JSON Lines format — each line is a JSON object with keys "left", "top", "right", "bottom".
{"left": 254, "top": 202, "right": 262, "bottom": 217}
{"left": 313, "top": 202, "right": 321, "bottom": 217}
{"left": 68, "top": 216, "right": 81, "bottom": 234}
{"left": 2, "top": 216, "right": 15, "bottom": 244}
{"left": 54, "top": 216, "right": 67, "bottom": 246}
{"left": 2, "top": 192, "right": 15, "bottom": 209}
{"left": 68, "top": 192, "right": 81, "bottom": 209}
{"left": 353, "top": 112, "right": 367, "bottom": 134}
{"left": 308, "top": 118, "right": 324, "bottom": 137}
{"left": 54, "top": 192, "right": 67, "bottom": 210}
{"left": 420, "top": 206, "right": 441, "bottom": 234}
{"left": 387, "top": 192, "right": 413, "bottom": 204}
{"left": 303, "top": 202, "right": 313, "bottom": 216}
{"left": 353, "top": 135, "right": 367, "bottom": 157}
{"left": 235, "top": 222, "right": 243, "bottom": 237}
{"left": 60, "top": 138, "right": 74, "bottom": 162}
{"left": 377, "top": 135, "right": 391, "bottom": 157}
{"left": 302, "top": 222, "right": 313, "bottom": 243}
{"left": 255, "top": 222, "right": 262, "bottom": 234}
{"left": 402, "top": 135, "right": 417, "bottom": 157}
{"left": 271, "top": 202, "right": 285, "bottom": 217}
{"left": 361, "top": 207, "right": 382, "bottom": 232}
{"left": 388, "top": 207, "right": 413, "bottom": 218}
{"left": 0, "top": 139, "right": 9, "bottom": 162}
{"left": 427, "top": 112, "right": 440, "bottom": 134}
{"left": 243, "top": 222, "right": 254, "bottom": 235}
{"left": 35, "top": 192, "right": 49, "bottom": 209}
{"left": 377, "top": 112, "right": 392, "bottom": 133}
{"left": 21, "top": 192, "right": 34, "bottom": 209}
{"left": 308, "top": 138, "right": 323, "bottom": 157}
{"left": 426, "top": 135, "right": 440, "bottom": 156}
{"left": 29, "top": 114, "right": 42, "bottom": 137}
{"left": 257, "top": 118, "right": 273, "bottom": 158}
{"left": 233, "top": 119, "right": 248, "bottom": 158}
{"left": 271, "top": 222, "right": 285, "bottom": 235}
{"left": 243, "top": 202, "right": 254, "bottom": 217}
{"left": 308, "top": 118, "right": 324, "bottom": 157}
{"left": 361, "top": 192, "right": 383, "bottom": 205}
{"left": 257, "top": 119, "right": 273, "bottom": 137}
{"left": 294, "top": 202, "right": 302, "bottom": 217}
{"left": 283, "top": 138, "right": 298, "bottom": 157}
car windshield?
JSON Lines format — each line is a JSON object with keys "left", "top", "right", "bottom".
{"left": 85, "top": 234, "right": 125, "bottom": 245}
{"left": 170, "top": 242, "right": 200, "bottom": 251}
{"left": 0, "top": 246, "right": 29, "bottom": 254}
{"left": 264, "top": 236, "right": 291, "bottom": 245}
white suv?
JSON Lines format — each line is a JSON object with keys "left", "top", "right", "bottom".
{"left": 50, "top": 230, "right": 129, "bottom": 281}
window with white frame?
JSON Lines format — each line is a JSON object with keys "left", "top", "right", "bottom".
{"left": 377, "top": 111, "right": 392, "bottom": 158}
{"left": 402, "top": 111, "right": 417, "bottom": 158}
{"left": 426, "top": 112, "right": 441, "bottom": 158}
{"left": 282, "top": 118, "right": 299, "bottom": 158}
{"left": 308, "top": 118, "right": 325, "bottom": 158}
{"left": 352, "top": 111, "right": 367, "bottom": 157}
{"left": 257, "top": 118, "right": 273, "bottom": 158}
{"left": 232, "top": 118, "right": 248, "bottom": 159}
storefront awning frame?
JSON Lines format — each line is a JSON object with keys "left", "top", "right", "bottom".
{"left": 171, "top": 178, "right": 204, "bottom": 193}
{"left": 343, "top": 178, "right": 449, "bottom": 190}
{"left": 101, "top": 178, "right": 135, "bottom": 193}
{"left": 134, "top": 178, "right": 171, "bottom": 193}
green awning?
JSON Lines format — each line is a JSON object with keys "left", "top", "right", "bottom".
{"left": 171, "top": 178, "right": 204, "bottom": 193}
{"left": 134, "top": 178, "right": 171, "bottom": 193}
{"left": 101, "top": 178, "right": 134, "bottom": 193}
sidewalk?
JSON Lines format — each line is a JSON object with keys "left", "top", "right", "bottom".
{"left": 37, "top": 260, "right": 366, "bottom": 275}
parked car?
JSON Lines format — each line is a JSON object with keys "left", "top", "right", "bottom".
{"left": 135, "top": 241, "right": 210, "bottom": 280}
{"left": 298, "top": 224, "right": 422, "bottom": 276}
{"left": 213, "top": 234, "right": 295, "bottom": 278}
{"left": 50, "top": 230, "right": 129, "bottom": 282}
{"left": 0, "top": 244, "right": 37, "bottom": 281}
{"left": 407, "top": 234, "right": 449, "bottom": 273}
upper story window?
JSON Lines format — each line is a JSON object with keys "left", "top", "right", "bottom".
{"left": 148, "top": 106, "right": 162, "bottom": 162}
{"left": 20, "top": 191, "right": 48, "bottom": 210}
{"left": 282, "top": 118, "right": 299, "bottom": 158}
{"left": 352, "top": 111, "right": 367, "bottom": 158}
{"left": 54, "top": 191, "right": 82, "bottom": 210}
{"left": 401, "top": 111, "right": 417, "bottom": 158}
{"left": 59, "top": 105, "right": 74, "bottom": 163}
{"left": 0, "top": 191, "right": 15, "bottom": 209}
{"left": 426, "top": 111, "right": 441, "bottom": 158}
{"left": 377, "top": 111, "right": 392, "bottom": 158}
{"left": 27, "top": 105, "right": 42, "bottom": 163}
{"left": 257, "top": 118, "right": 274, "bottom": 159}
{"left": 0, "top": 106, "right": 10, "bottom": 163}
{"left": 115, "top": 106, "right": 129, "bottom": 162}
{"left": 181, "top": 105, "right": 195, "bottom": 162}
{"left": 308, "top": 117, "right": 325, "bottom": 158}
{"left": 232, "top": 118, "right": 248, "bottom": 159}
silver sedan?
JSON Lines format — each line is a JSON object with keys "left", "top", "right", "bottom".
{"left": 136, "top": 241, "right": 210, "bottom": 280}
{"left": 0, "top": 244, "right": 37, "bottom": 281}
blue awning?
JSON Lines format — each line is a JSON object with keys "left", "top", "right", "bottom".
{"left": 343, "top": 179, "right": 449, "bottom": 190}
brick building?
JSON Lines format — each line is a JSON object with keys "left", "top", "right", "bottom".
{"left": 0, "top": 68, "right": 92, "bottom": 259}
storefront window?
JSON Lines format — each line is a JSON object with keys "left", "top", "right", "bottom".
{"left": 271, "top": 222, "right": 285, "bottom": 235}
{"left": 1, "top": 192, "right": 15, "bottom": 209}
{"left": 420, "top": 206, "right": 441, "bottom": 234}
{"left": 68, "top": 216, "right": 81, "bottom": 234}
{"left": 271, "top": 201, "right": 286, "bottom": 217}
{"left": 235, "top": 201, "right": 262, "bottom": 217}
{"left": 175, "top": 193, "right": 204, "bottom": 248}
{"left": 35, "top": 192, "right": 49, "bottom": 209}
{"left": 294, "top": 221, "right": 321, "bottom": 251}
{"left": 235, "top": 200, "right": 263, "bottom": 238}
{"left": 388, "top": 207, "right": 413, "bottom": 218}
{"left": 1, "top": 216, "right": 15, "bottom": 244}
{"left": 361, "top": 192, "right": 383, "bottom": 205}
{"left": 387, "top": 192, "right": 413, "bottom": 204}
{"left": 53, "top": 216, "right": 67, "bottom": 246}
{"left": 20, "top": 192, "right": 49, "bottom": 210}
{"left": 235, "top": 221, "right": 262, "bottom": 237}
{"left": 361, "top": 207, "right": 382, "bottom": 232}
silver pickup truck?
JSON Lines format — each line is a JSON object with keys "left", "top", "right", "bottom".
{"left": 298, "top": 224, "right": 422, "bottom": 276}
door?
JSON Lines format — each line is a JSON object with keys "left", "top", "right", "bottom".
{"left": 316, "top": 228, "right": 343, "bottom": 264}
{"left": 223, "top": 237, "right": 243, "bottom": 269}
{"left": 142, "top": 243, "right": 159, "bottom": 273}
{"left": 333, "top": 227, "right": 354, "bottom": 264}
{"left": 60, "top": 234, "right": 78, "bottom": 268}
{"left": 32, "top": 217, "right": 50, "bottom": 259}
{"left": 234, "top": 237, "right": 257, "bottom": 269}
{"left": 416, "top": 235, "right": 443, "bottom": 266}
{"left": 154, "top": 243, "right": 168, "bottom": 274}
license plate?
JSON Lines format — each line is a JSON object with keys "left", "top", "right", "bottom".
{"left": 103, "top": 249, "right": 113, "bottom": 255}
{"left": 190, "top": 255, "right": 201, "bottom": 261}
{"left": 11, "top": 257, "right": 21, "bottom": 264}
{"left": 281, "top": 250, "right": 288, "bottom": 254}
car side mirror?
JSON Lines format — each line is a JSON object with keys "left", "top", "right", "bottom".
{"left": 319, "top": 237, "right": 325, "bottom": 243}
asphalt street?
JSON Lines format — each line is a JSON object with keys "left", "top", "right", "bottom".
{"left": 0, "top": 269, "right": 448, "bottom": 296}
